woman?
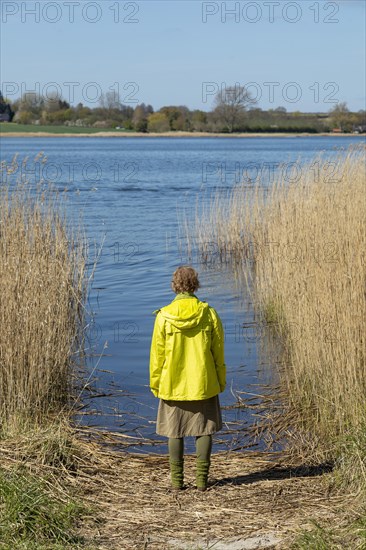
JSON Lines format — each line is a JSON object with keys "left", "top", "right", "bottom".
{"left": 150, "top": 266, "right": 226, "bottom": 491}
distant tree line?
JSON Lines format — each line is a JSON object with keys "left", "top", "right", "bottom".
{"left": 0, "top": 92, "right": 15, "bottom": 122}
{"left": 1, "top": 86, "right": 365, "bottom": 133}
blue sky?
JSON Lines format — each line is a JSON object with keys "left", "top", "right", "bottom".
{"left": 1, "top": 0, "right": 365, "bottom": 112}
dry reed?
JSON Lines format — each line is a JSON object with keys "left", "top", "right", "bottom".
{"left": 0, "top": 153, "right": 88, "bottom": 429}
{"left": 186, "top": 146, "right": 366, "bottom": 473}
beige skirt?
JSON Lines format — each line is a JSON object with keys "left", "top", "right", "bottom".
{"left": 156, "top": 395, "right": 222, "bottom": 438}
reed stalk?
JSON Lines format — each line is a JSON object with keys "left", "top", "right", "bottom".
{"left": 186, "top": 145, "right": 366, "bottom": 487}
{"left": 0, "top": 153, "right": 88, "bottom": 430}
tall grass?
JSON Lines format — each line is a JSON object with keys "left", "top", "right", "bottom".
{"left": 186, "top": 146, "right": 366, "bottom": 484}
{"left": 0, "top": 154, "right": 88, "bottom": 429}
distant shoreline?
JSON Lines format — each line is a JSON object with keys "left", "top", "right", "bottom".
{"left": 0, "top": 130, "right": 361, "bottom": 138}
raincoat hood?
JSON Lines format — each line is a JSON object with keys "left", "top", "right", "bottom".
{"left": 157, "top": 294, "right": 209, "bottom": 330}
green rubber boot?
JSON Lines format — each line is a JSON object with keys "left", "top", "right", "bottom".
{"left": 170, "top": 460, "right": 184, "bottom": 490}
{"left": 196, "top": 459, "right": 210, "bottom": 491}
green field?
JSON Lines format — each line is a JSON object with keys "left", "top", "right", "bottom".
{"left": 0, "top": 122, "right": 133, "bottom": 134}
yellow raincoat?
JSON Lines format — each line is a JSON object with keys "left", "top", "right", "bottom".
{"left": 150, "top": 293, "right": 226, "bottom": 400}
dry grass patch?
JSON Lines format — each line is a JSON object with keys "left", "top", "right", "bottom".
{"left": 1, "top": 426, "right": 363, "bottom": 550}
{"left": 68, "top": 445, "right": 356, "bottom": 549}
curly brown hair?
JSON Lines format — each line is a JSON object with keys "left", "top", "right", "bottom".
{"left": 171, "top": 266, "right": 200, "bottom": 294}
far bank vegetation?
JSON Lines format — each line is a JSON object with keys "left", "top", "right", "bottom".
{"left": 1, "top": 87, "right": 365, "bottom": 134}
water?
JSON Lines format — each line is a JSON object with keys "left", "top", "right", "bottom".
{"left": 1, "top": 135, "right": 364, "bottom": 453}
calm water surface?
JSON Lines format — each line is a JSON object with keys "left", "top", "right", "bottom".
{"left": 1, "top": 135, "right": 364, "bottom": 452}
